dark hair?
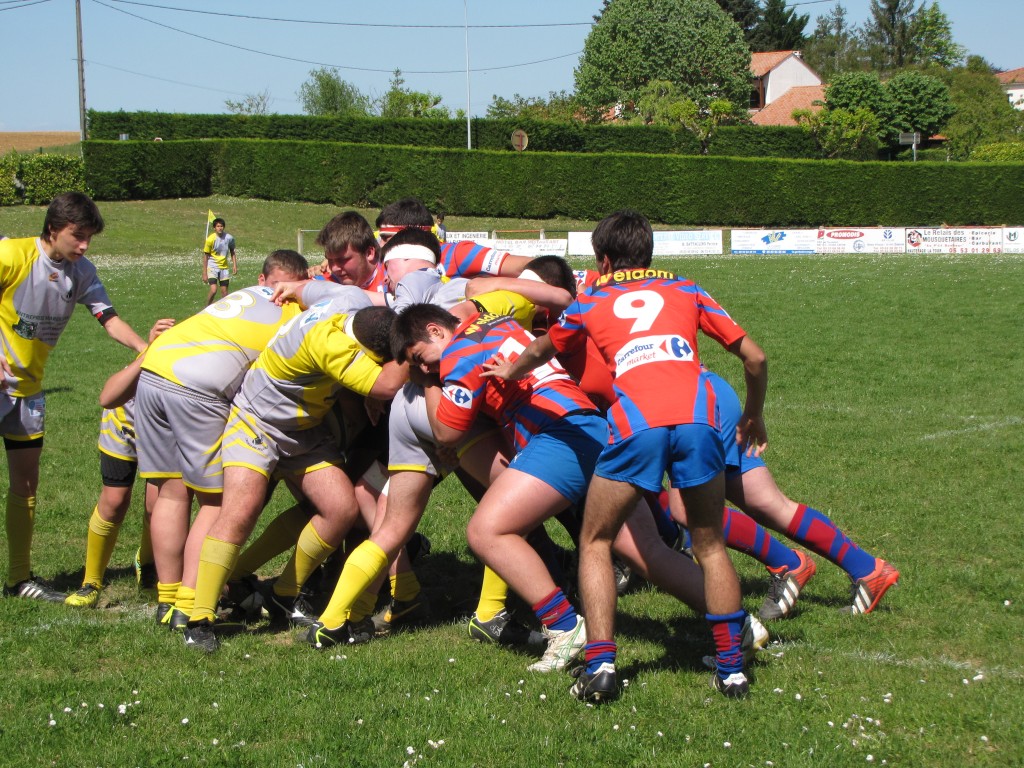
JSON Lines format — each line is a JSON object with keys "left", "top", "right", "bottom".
{"left": 376, "top": 197, "right": 434, "bottom": 229}
{"left": 390, "top": 303, "right": 458, "bottom": 363}
{"left": 526, "top": 255, "right": 577, "bottom": 298}
{"left": 261, "top": 249, "right": 308, "bottom": 279}
{"left": 41, "top": 192, "right": 104, "bottom": 240}
{"left": 591, "top": 210, "right": 654, "bottom": 270}
{"left": 316, "top": 211, "right": 376, "bottom": 255}
{"left": 212, "top": 217, "right": 226, "bottom": 228}
{"left": 352, "top": 306, "right": 397, "bottom": 362}
{"left": 379, "top": 226, "right": 441, "bottom": 263}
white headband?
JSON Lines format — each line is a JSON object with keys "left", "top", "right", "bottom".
{"left": 518, "top": 269, "right": 543, "bottom": 283}
{"left": 382, "top": 243, "right": 437, "bottom": 265}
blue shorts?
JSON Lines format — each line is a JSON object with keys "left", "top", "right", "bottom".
{"left": 595, "top": 423, "right": 724, "bottom": 492}
{"left": 509, "top": 412, "right": 607, "bottom": 504}
{"left": 707, "top": 371, "right": 767, "bottom": 477}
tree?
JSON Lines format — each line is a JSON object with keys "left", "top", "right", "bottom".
{"left": 297, "top": 67, "right": 372, "bottom": 117}
{"left": 861, "top": 0, "right": 919, "bottom": 72}
{"left": 940, "top": 57, "right": 1022, "bottom": 159}
{"left": 636, "top": 79, "right": 741, "bottom": 153}
{"left": 486, "top": 91, "right": 578, "bottom": 121}
{"left": 224, "top": 89, "right": 273, "bottom": 116}
{"left": 908, "top": 3, "right": 965, "bottom": 68}
{"left": 801, "top": 2, "right": 868, "bottom": 79}
{"left": 749, "top": 0, "right": 809, "bottom": 52}
{"left": 376, "top": 69, "right": 450, "bottom": 119}
{"left": 794, "top": 106, "right": 880, "bottom": 159}
{"left": 574, "top": 0, "right": 752, "bottom": 118}
{"left": 714, "top": 0, "right": 762, "bottom": 44}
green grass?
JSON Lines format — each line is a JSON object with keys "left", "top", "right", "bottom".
{"left": 0, "top": 198, "right": 1022, "bottom": 767}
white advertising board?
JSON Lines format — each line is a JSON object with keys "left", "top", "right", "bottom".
{"left": 1002, "top": 228, "right": 1024, "bottom": 254}
{"left": 904, "top": 227, "right": 1003, "bottom": 254}
{"left": 492, "top": 239, "right": 568, "bottom": 257}
{"left": 816, "top": 227, "right": 906, "bottom": 254}
{"left": 731, "top": 229, "right": 818, "bottom": 254}
{"left": 446, "top": 231, "right": 491, "bottom": 245}
{"left": 653, "top": 230, "right": 723, "bottom": 256}
{"left": 567, "top": 231, "right": 594, "bottom": 257}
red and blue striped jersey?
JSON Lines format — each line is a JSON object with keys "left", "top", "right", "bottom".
{"left": 546, "top": 268, "right": 746, "bottom": 442}
{"left": 437, "top": 311, "right": 596, "bottom": 452}
{"left": 438, "top": 241, "right": 508, "bottom": 279}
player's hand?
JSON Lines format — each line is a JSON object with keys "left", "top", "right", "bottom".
{"left": 481, "top": 353, "right": 521, "bottom": 380}
{"left": 0, "top": 358, "right": 15, "bottom": 391}
{"left": 148, "top": 318, "right": 175, "bottom": 343}
{"left": 364, "top": 396, "right": 387, "bottom": 426}
{"left": 271, "top": 281, "right": 304, "bottom": 306}
{"left": 307, "top": 260, "right": 329, "bottom": 279}
{"left": 736, "top": 413, "right": 768, "bottom": 458}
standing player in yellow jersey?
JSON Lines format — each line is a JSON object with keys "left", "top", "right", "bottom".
{"left": 136, "top": 250, "right": 309, "bottom": 627}
{"left": 202, "top": 218, "right": 238, "bottom": 306}
{"left": 1, "top": 192, "right": 149, "bottom": 601}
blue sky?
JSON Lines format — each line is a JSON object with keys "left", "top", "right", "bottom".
{"left": 0, "top": 0, "right": 1018, "bottom": 132}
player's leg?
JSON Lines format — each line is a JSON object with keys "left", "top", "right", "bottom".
{"left": 147, "top": 478, "right": 191, "bottom": 624}
{"left": 3, "top": 440, "right": 63, "bottom": 600}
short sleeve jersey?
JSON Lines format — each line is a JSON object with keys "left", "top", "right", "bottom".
{"left": 237, "top": 294, "right": 381, "bottom": 432}
{"left": 142, "top": 285, "right": 302, "bottom": 400}
{"left": 546, "top": 268, "right": 746, "bottom": 442}
{"left": 203, "top": 232, "right": 235, "bottom": 270}
{"left": 438, "top": 241, "right": 509, "bottom": 279}
{"left": 0, "top": 237, "right": 115, "bottom": 397}
{"left": 437, "top": 311, "right": 596, "bottom": 452}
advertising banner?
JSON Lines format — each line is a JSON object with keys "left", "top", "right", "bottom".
{"left": 731, "top": 229, "right": 818, "bottom": 254}
{"left": 492, "top": 239, "right": 568, "bottom": 257}
{"left": 1002, "top": 228, "right": 1024, "bottom": 254}
{"left": 653, "top": 230, "right": 724, "bottom": 256}
{"left": 447, "top": 231, "right": 491, "bottom": 245}
{"left": 904, "top": 227, "right": 1003, "bottom": 254}
{"left": 816, "top": 227, "right": 906, "bottom": 254}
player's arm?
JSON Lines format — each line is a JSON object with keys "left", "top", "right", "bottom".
{"left": 368, "top": 361, "right": 408, "bottom": 400}
{"left": 230, "top": 245, "right": 238, "bottom": 275}
{"left": 422, "top": 382, "right": 466, "bottom": 446}
{"left": 726, "top": 335, "right": 768, "bottom": 457}
{"left": 465, "top": 276, "right": 572, "bottom": 314}
{"left": 99, "top": 318, "right": 175, "bottom": 407}
{"left": 100, "top": 314, "right": 148, "bottom": 353}
{"left": 482, "top": 333, "right": 557, "bottom": 381}
{"left": 497, "top": 254, "right": 534, "bottom": 277}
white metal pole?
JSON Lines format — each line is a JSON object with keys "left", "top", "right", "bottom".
{"left": 464, "top": 0, "right": 472, "bottom": 150}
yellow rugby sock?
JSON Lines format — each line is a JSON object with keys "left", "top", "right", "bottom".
{"left": 83, "top": 507, "right": 120, "bottom": 588}
{"left": 349, "top": 587, "right": 378, "bottom": 623}
{"left": 232, "top": 504, "right": 308, "bottom": 577}
{"left": 318, "top": 541, "right": 388, "bottom": 628}
{"left": 5, "top": 494, "right": 36, "bottom": 586}
{"left": 174, "top": 585, "right": 196, "bottom": 620}
{"left": 157, "top": 581, "right": 180, "bottom": 605}
{"left": 474, "top": 567, "right": 509, "bottom": 623}
{"left": 274, "top": 522, "right": 336, "bottom": 599}
{"left": 191, "top": 537, "right": 240, "bottom": 624}
{"left": 391, "top": 571, "right": 421, "bottom": 602}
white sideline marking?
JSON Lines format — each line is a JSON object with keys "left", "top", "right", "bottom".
{"left": 920, "top": 417, "right": 1022, "bottom": 441}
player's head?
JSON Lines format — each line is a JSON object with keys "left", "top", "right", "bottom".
{"left": 592, "top": 209, "right": 654, "bottom": 271}
{"left": 41, "top": 192, "right": 104, "bottom": 241}
{"left": 376, "top": 197, "right": 435, "bottom": 246}
{"left": 390, "top": 302, "right": 458, "bottom": 373}
{"left": 521, "top": 255, "right": 577, "bottom": 299}
{"left": 212, "top": 217, "right": 226, "bottom": 233}
{"left": 316, "top": 211, "right": 378, "bottom": 286}
{"left": 351, "top": 306, "right": 398, "bottom": 363}
{"left": 259, "top": 249, "right": 308, "bottom": 288}
{"left": 380, "top": 227, "right": 441, "bottom": 289}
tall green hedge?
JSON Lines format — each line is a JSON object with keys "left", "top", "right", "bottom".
{"left": 87, "top": 111, "right": 820, "bottom": 159}
{"left": 83, "top": 139, "right": 1024, "bottom": 226}
{"left": 0, "top": 152, "right": 19, "bottom": 206}
{"left": 971, "top": 142, "right": 1024, "bottom": 163}
{"left": 0, "top": 154, "right": 90, "bottom": 206}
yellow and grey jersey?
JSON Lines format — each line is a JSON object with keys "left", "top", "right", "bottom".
{"left": 0, "top": 237, "right": 114, "bottom": 397}
{"left": 236, "top": 294, "right": 380, "bottom": 432}
{"left": 474, "top": 289, "right": 538, "bottom": 330}
{"left": 141, "top": 286, "right": 301, "bottom": 401}
{"left": 98, "top": 399, "right": 137, "bottom": 461}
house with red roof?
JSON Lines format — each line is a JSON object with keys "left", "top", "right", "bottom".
{"left": 996, "top": 68, "right": 1024, "bottom": 110}
{"left": 749, "top": 50, "right": 822, "bottom": 111}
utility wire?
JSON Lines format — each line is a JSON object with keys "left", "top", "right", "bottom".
{"left": 90, "top": 0, "right": 582, "bottom": 75}
{"left": 0, "top": 0, "right": 54, "bottom": 11}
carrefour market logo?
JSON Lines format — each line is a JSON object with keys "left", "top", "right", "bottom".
{"left": 443, "top": 384, "right": 473, "bottom": 409}
{"left": 614, "top": 335, "right": 694, "bottom": 375}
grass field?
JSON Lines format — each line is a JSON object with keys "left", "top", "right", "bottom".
{"left": 0, "top": 197, "right": 1022, "bottom": 767}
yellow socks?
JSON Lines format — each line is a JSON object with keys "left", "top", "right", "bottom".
{"left": 319, "top": 540, "right": 389, "bottom": 629}
{"left": 274, "top": 522, "right": 336, "bottom": 598}
{"left": 232, "top": 504, "right": 309, "bottom": 578}
{"left": 5, "top": 493, "right": 36, "bottom": 586}
{"left": 191, "top": 537, "right": 240, "bottom": 624}
{"left": 83, "top": 507, "right": 120, "bottom": 588}
{"left": 474, "top": 566, "right": 509, "bottom": 623}
{"left": 391, "top": 570, "right": 421, "bottom": 602}
{"left": 157, "top": 580, "right": 180, "bottom": 605}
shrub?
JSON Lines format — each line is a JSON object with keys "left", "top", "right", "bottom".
{"left": 970, "top": 142, "right": 1024, "bottom": 163}
{"left": 20, "top": 155, "right": 88, "bottom": 205}
{"left": 0, "top": 152, "right": 21, "bottom": 206}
